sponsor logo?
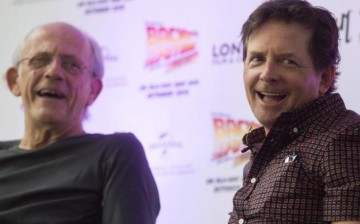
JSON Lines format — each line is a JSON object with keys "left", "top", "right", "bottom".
{"left": 212, "top": 41, "right": 242, "bottom": 64}
{"left": 149, "top": 132, "right": 182, "bottom": 159}
{"left": 100, "top": 46, "right": 128, "bottom": 88}
{"left": 145, "top": 23, "right": 198, "bottom": 71}
{"left": 148, "top": 132, "right": 195, "bottom": 175}
{"left": 212, "top": 114, "right": 259, "bottom": 165}
{"left": 337, "top": 10, "right": 352, "bottom": 43}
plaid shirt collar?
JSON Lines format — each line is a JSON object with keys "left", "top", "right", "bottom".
{"left": 243, "top": 93, "right": 345, "bottom": 148}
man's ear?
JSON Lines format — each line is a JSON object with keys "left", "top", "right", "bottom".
{"left": 319, "top": 65, "right": 336, "bottom": 96}
{"left": 86, "top": 78, "right": 103, "bottom": 106}
{"left": 6, "top": 67, "right": 21, "bottom": 96}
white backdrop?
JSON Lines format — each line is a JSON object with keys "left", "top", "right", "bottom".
{"left": 0, "top": 0, "right": 359, "bottom": 223}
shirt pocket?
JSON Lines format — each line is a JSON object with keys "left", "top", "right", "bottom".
{"left": 246, "top": 162, "right": 325, "bottom": 222}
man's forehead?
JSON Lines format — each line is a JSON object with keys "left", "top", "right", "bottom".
{"left": 28, "top": 23, "right": 85, "bottom": 40}
{"left": 21, "top": 24, "right": 91, "bottom": 58}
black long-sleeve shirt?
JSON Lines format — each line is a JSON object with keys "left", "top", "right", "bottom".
{"left": 0, "top": 133, "right": 160, "bottom": 224}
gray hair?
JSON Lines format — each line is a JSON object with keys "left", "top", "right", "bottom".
{"left": 86, "top": 34, "right": 104, "bottom": 79}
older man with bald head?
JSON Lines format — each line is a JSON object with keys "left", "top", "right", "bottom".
{"left": 0, "top": 22, "right": 160, "bottom": 224}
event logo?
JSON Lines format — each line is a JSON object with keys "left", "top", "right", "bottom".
{"left": 145, "top": 23, "right": 198, "bottom": 71}
{"left": 77, "top": 0, "right": 132, "bottom": 15}
{"left": 212, "top": 114, "right": 259, "bottom": 165}
{"left": 212, "top": 41, "right": 242, "bottom": 64}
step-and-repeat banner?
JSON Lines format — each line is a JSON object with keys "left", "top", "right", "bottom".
{"left": 0, "top": 1, "right": 359, "bottom": 223}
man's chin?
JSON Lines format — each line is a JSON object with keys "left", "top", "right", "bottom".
{"left": 255, "top": 115, "right": 278, "bottom": 131}
{"left": 31, "top": 111, "right": 66, "bottom": 125}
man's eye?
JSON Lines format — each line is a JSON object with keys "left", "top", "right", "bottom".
{"left": 63, "top": 61, "right": 82, "bottom": 74}
{"left": 283, "top": 59, "right": 297, "bottom": 65}
{"left": 29, "top": 56, "right": 50, "bottom": 68}
{"left": 69, "top": 62, "right": 81, "bottom": 69}
{"left": 248, "top": 56, "right": 264, "bottom": 65}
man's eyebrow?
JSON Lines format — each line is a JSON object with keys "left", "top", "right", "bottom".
{"left": 28, "top": 52, "right": 80, "bottom": 59}
{"left": 247, "top": 50, "right": 263, "bottom": 55}
{"left": 28, "top": 51, "right": 51, "bottom": 57}
{"left": 275, "top": 52, "right": 296, "bottom": 58}
{"left": 247, "top": 51, "right": 264, "bottom": 58}
{"left": 60, "top": 54, "right": 79, "bottom": 59}
{"left": 247, "top": 51, "right": 297, "bottom": 58}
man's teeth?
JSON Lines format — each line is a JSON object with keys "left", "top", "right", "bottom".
{"left": 37, "top": 89, "right": 64, "bottom": 98}
{"left": 261, "top": 92, "right": 283, "bottom": 96}
{"left": 258, "top": 91, "right": 285, "bottom": 101}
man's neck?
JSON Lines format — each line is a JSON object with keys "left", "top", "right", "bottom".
{"left": 20, "top": 123, "right": 85, "bottom": 150}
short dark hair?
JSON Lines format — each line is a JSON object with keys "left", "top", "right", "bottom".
{"left": 241, "top": 0, "right": 340, "bottom": 94}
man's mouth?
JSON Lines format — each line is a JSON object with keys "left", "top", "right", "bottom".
{"left": 257, "top": 91, "right": 286, "bottom": 102}
{"left": 36, "top": 89, "right": 65, "bottom": 99}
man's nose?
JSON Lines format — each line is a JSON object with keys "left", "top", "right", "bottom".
{"left": 45, "top": 57, "right": 64, "bottom": 80}
{"left": 259, "top": 61, "right": 280, "bottom": 82}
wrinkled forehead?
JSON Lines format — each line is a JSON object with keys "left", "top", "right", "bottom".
{"left": 21, "top": 24, "right": 92, "bottom": 62}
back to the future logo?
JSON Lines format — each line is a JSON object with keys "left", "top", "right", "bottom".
{"left": 145, "top": 23, "right": 198, "bottom": 71}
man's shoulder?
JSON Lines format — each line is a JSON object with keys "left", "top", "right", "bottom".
{"left": 344, "top": 109, "right": 360, "bottom": 123}
{"left": 81, "top": 132, "right": 143, "bottom": 155}
{"left": 333, "top": 109, "right": 360, "bottom": 132}
{"left": 86, "top": 132, "right": 139, "bottom": 146}
{"left": 0, "top": 140, "right": 20, "bottom": 150}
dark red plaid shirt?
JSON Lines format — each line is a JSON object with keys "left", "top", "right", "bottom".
{"left": 228, "top": 94, "right": 360, "bottom": 223}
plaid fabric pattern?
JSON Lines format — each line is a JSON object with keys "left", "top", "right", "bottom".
{"left": 228, "top": 94, "right": 360, "bottom": 223}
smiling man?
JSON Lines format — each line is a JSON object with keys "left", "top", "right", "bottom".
{"left": 228, "top": 0, "right": 360, "bottom": 223}
{"left": 0, "top": 22, "right": 160, "bottom": 224}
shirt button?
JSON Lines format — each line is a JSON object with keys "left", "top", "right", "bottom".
{"left": 293, "top": 127, "right": 298, "bottom": 133}
{"left": 250, "top": 177, "right": 257, "bottom": 184}
{"left": 238, "top": 218, "right": 244, "bottom": 224}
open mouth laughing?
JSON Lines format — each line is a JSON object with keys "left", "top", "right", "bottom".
{"left": 257, "top": 91, "right": 286, "bottom": 103}
{"left": 36, "top": 89, "right": 65, "bottom": 99}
